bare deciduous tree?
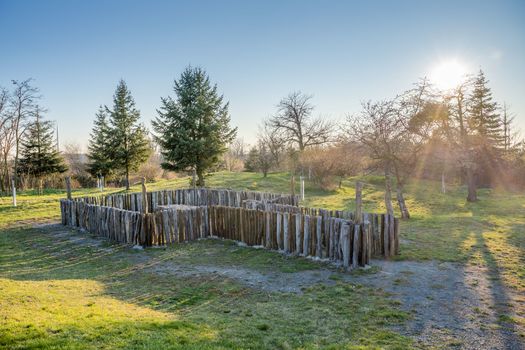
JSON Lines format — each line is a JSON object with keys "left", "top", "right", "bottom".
{"left": 0, "top": 87, "right": 14, "bottom": 192}
{"left": 10, "top": 79, "right": 41, "bottom": 189}
{"left": 268, "top": 91, "right": 333, "bottom": 152}
{"left": 259, "top": 122, "right": 287, "bottom": 170}
{"left": 345, "top": 99, "right": 403, "bottom": 217}
{"left": 223, "top": 138, "right": 246, "bottom": 172}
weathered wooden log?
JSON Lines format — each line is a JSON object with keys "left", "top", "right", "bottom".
{"left": 352, "top": 224, "right": 360, "bottom": 269}
{"left": 341, "top": 223, "right": 351, "bottom": 270}
{"left": 316, "top": 215, "right": 322, "bottom": 258}
{"left": 276, "top": 212, "right": 282, "bottom": 250}
{"left": 295, "top": 213, "right": 302, "bottom": 255}
{"left": 283, "top": 212, "right": 290, "bottom": 253}
{"left": 303, "top": 215, "right": 310, "bottom": 256}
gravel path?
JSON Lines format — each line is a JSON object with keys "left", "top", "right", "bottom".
{"left": 352, "top": 260, "right": 524, "bottom": 350}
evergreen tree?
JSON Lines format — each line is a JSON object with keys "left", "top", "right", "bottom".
{"left": 153, "top": 66, "right": 237, "bottom": 186}
{"left": 469, "top": 70, "right": 503, "bottom": 147}
{"left": 87, "top": 106, "right": 113, "bottom": 181}
{"left": 244, "top": 147, "right": 259, "bottom": 172}
{"left": 107, "top": 80, "right": 151, "bottom": 190}
{"left": 17, "top": 110, "right": 67, "bottom": 193}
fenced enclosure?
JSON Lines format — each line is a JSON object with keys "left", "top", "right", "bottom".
{"left": 60, "top": 188, "right": 399, "bottom": 269}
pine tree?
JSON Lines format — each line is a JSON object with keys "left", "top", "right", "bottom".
{"left": 17, "top": 109, "right": 67, "bottom": 193}
{"left": 87, "top": 106, "right": 113, "bottom": 181}
{"left": 153, "top": 66, "right": 237, "bottom": 186}
{"left": 107, "top": 80, "right": 151, "bottom": 190}
{"left": 469, "top": 70, "right": 503, "bottom": 148}
{"left": 244, "top": 147, "right": 259, "bottom": 172}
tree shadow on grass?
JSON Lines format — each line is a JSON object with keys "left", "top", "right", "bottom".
{"left": 461, "top": 230, "right": 524, "bottom": 349}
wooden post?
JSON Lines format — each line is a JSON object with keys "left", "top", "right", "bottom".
{"left": 291, "top": 175, "right": 295, "bottom": 198}
{"left": 300, "top": 176, "right": 305, "bottom": 201}
{"left": 66, "top": 176, "right": 72, "bottom": 200}
{"left": 394, "top": 217, "right": 400, "bottom": 255}
{"left": 295, "top": 213, "right": 301, "bottom": 255}
{"left": 383, "top": 214, "right": 389, "bottom": 258}
{"left": 316, "top": 216, "right": 322, "bottom": 258}
{"left": 341, "top": 223, "right": 350, "bottom": 270}
{"left": 11, "top": 178, "right": 16, "bottom": 207}
{"left": 265, "top": 211, "right": 271, "bottom": 248}
{"left": 355, "top": 181, "right": 362, "bottom": 224}
{"left": 303, "top": 215, "right": 310, "bottom": 256}
{"left": 352, "top": 224, "right": 360, "bottom": 269}
{"left": 283, "top": 212, "right": 289, "bottom": 253}
{"left": 276, "top": 212, "right": 282, "bottom": 250}
{"left": 141, "top": 177, "right": 148, "bottom": 214}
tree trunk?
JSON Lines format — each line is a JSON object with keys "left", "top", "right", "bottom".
{"left": 384, "top": 166, "right": 394, "bottom": 216}
{"left": 196, "top": 167, "right": 205, "bottom": 187}
{"left": 396, "top": 187, "right": 410, "bottom": 219}
{"left": 466, "top": 167, "right": 477, "bottom": 202}
{"left": 125, "top": 170, "right": 130, "bottom": 190}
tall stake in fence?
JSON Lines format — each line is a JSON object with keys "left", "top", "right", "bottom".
{"left": 66, "top": 176, "right": 72, "bottom": 200}
{"left": 355, "top": 181, "right": 362, "bottom": 224}
{"left": 291, "top": 175, "right": 295, "bottom": 198}
{"left": 300, "top": 176, "right": 305, "bottom": 201}
{"left": 141, "top": 177, "right": 148, "bottom": 214}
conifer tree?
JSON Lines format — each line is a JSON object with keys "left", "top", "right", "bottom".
{"left": 153, "top": 66, "right": 237, "bottom": 186}
{"left": 244, "top": 147, "right": 259, "bottom": 172}
{"left": 17, "top": 109, "right": 67, "bottom": 193}
{"left": 87, "top": 106, "right": 113, "bottom": 181}
{"left": 469, "top": 70, "right": 503, "bottom": 148}
{"left": 107, "top": 80, "right": 151, "bottom": 190}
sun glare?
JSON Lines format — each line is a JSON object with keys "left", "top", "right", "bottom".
{"left": 429, "top": 59, "right": 468, "bottom": 91}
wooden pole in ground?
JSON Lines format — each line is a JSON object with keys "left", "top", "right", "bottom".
{"left": 355, "top": 181, "right": 362, "bottom": 224}
{"left": 291, "top": 175, "right": 295, "bottom": 198}
{"left": 66, "top": 176, "right": 72, "bottom": 200}
{"left": 11, "top": 178, "right": 16, "bottom": 207}
{"left": 300, "top": 176, "right": 305, "bottom": 201}
{"left": 341, "top": 223, "right": 350, "bottom": 270}
{"left": 141, "top": 177, "right": 148, "bottom": 214}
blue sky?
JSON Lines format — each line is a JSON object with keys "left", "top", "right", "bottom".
{"left": 1, "top": 0, "right": 524, "bottom": 149}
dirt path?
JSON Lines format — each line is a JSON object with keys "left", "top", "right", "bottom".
{"left": 352, "top": 260, "right": 524, "bottom": 350}
{"left": 47, "top": 225, "right": 524, "bottom": 349}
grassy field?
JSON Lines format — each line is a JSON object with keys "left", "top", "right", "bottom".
{"left": 1, "top": 171, "right": 524, "bottom": 348}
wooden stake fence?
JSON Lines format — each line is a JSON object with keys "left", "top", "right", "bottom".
{"left": 61, "top": 195, "right": 400, "bottom": 268}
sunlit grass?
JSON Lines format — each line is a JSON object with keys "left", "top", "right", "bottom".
{"left": 0, "top": 226, "right": 411, "bottom": 349}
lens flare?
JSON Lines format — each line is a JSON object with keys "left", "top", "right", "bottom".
{"left": 429, "top": 59, "right": 468, "bottom": 91}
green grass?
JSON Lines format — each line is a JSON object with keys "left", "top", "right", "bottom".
{"left": 1, "top": 170, "right": 524, "bottom": 348}
{"left": 0, "top": 226, "right": 410, "bottom": 349}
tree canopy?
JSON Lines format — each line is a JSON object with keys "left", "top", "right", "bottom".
{"left": 17, "top": 110, "right": 67, "bottom": 191}
{"left": 153, "top": 66, "right": 237, "bottom": 186}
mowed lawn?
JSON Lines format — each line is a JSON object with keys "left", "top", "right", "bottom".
{"left": 1, "top": 172, "right": 524, "bottom": 349}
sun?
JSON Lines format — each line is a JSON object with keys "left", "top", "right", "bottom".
{"left": 429, "top": 59, "right": 468, "bottom": 91}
